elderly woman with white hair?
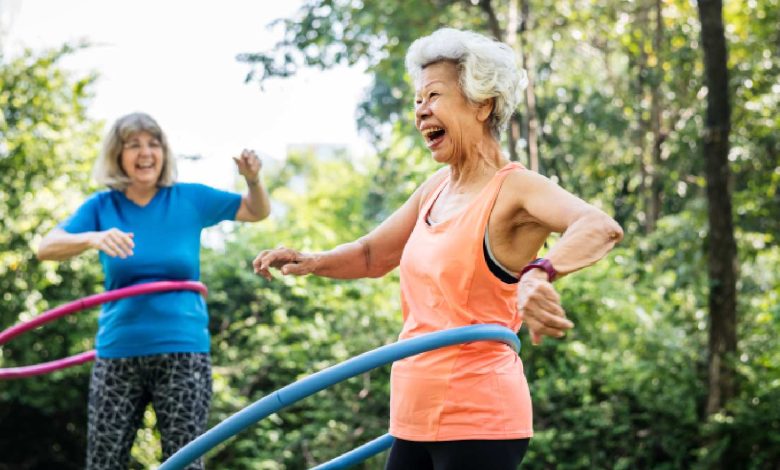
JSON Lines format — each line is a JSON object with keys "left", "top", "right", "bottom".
{"left": 253, "top": 28, "right": 623, "bottom": 469}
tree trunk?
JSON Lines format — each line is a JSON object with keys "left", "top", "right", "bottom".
{"left": 519, "top": 0, "right": 540, "bottom": 172}
{"left": 505, "top": 0, "right": 521, "bottom": 162}
{"left": 648, "top": 0, "right": 664, "bottom": 231}
{"left": 478, "top": 0, "right": 522, "bottom": 162}
{"left": 697, "top": 0, "right": 737, "bottom": 419}
{"left": 633, "top": 4, "right": 650, "bottom": 232}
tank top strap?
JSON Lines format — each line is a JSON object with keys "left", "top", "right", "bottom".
{"left": 419, "top": 172, "right": 450, "bottom": 218}
{"left": 500, "top": 161, "right": 526, "bottom": 173}
{"left": 464, "top": 161, "right": 525, "bottom": 227}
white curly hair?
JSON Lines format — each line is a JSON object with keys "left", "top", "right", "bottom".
{"left": 405, "top": 28, "right": 527, "bottom": 138}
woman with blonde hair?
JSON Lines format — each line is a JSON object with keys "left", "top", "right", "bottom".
{"left": 38, "top": 112, "right": 271, "bottom": 469}
{"left": 254, "top": 28, "right": 623, "bottom": 469}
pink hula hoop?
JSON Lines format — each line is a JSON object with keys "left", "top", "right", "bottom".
{"left": 0, "top": 280, "right": 208, "bottom": 380}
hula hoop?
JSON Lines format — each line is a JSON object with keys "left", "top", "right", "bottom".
{"left": 0, "top": 280, "right": 208, "bottom": 380}
{"left": 159, "top": 324, "right": 520, "bottom": 470}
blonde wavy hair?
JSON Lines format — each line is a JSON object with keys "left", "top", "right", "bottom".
{"left": 93, "top": 112, "right": 177, "bottom": 191}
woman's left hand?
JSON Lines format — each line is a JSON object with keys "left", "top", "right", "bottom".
{"left": 233, "top": 149, "right": 262, "bottom": 182}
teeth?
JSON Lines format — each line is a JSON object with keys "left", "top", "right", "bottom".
{"left": 422, "top": 127, "right": 443, "bottom": 137}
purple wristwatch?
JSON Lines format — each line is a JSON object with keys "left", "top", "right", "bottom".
{"left": 519, "top": 258, "right": 557, "bottom": 282}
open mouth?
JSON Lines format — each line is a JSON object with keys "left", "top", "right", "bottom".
{"left": 422, "top": 126, "right": 446, "bottom": 147}
{"left": 136, "top": 162, "right": 155, "bottom": 170}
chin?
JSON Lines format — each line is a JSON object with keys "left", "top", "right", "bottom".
{"left": 431, "top": 151, "right": 453, "bottom": 164}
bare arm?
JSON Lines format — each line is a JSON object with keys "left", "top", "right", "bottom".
{"left": 508, "top": 170, "right": 623, "bottom": 276}
{"left": 233, "top": 149, "right": 271, "bottom": 222}
{"left": 37, "top": 228, "right": 135, "bottom": 261}
{"left": 504, "top": 171, "right": 623, "bottom": 344}
{"left": 253, "top": 169, "right": 447, "bottom": 280}
{"left": 235, "top": 178, "right": 271, "bottom": 222}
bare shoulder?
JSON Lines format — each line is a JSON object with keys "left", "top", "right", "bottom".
{"left": 496, "top": 167, "right": 584, "bottom": 228}
{"left": 497, "top": 167, "right": 551, "bottom": 211}
{"left": 502, "top": 166, "right": 554, "bottom": 192}
{"left": 414, "top": 166, "right": 450, "bottom": 209}
{"left": 499, "top": 166, "right": 603, "bottom": 234}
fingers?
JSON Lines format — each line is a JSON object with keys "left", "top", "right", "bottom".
{"left": 523, "top": 311, "right": 573, "bottom": 339}
{"left": 535, "top": 296, "right": 567, "bottom": 319}
{"left": 235, "top": 149, "right": 262, "bottom": 176}
{"left": 253, "top": 247, "right": 304, "bottom": 280}
{"left": 95, "top": 229, "right": 134, "bottom": 258}
{"left": 518, "top": 279, "right": 574, "bottom": 344}
{"left": 252, "top": 250, "right": 274, "bottom": 280}
{"left": 531, "top": 331, "right": 542, "bottom": 346}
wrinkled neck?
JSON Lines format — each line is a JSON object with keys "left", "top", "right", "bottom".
{"left": 448, "top": 136, "right": 508, "bottom": 189}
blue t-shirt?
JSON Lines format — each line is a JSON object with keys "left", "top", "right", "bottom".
{"left": 59, "top": 183, "right": 242, "bottom": 358}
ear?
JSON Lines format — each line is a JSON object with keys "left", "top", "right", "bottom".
{"left": 476, "top": 98, "right": 494, "bottom": 123}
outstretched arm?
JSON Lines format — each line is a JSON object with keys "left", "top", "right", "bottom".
{"left": 253, "top": 170, "right": 446, "bottom": 280}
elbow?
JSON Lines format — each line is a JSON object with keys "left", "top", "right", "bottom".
{"left": 36, "top": 242, "right": 52, "bottom": 261}
{"left": 250, "top": 209, "right": 270, "bottom": 222}
{"left": 603, "top": 215, "right": 624, "bottom": 245}
{"left": 358, "top": 238, "right": 397, "bottom": 278}
{"left": 579, "top": 209, "right": 623, "bottom": 246}
{"left": 367, "top": 264, "right": 395, "bottom": 278}
{"left": 36, "top": 248, "right": 60, "bottom": 262}
{"left": 258, "top": 206, "right": 271, "bottom": 221}
{"left": 244, "top": 206, "right": 271, "bottom": 222}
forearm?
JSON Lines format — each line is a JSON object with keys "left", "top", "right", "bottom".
{"left": 37, "top": 231, "right": 95, "bottom": 261}
{"left": 242, "top": 178, "right": 271, "bottom": 221}
{"left": 312, "top": 238, "right": 396, "bottom": 280}
{"left": 544, "top": 211, "right": 623, "bottom": 276}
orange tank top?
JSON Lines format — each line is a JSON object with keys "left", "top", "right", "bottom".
{"left": 389, "top": 162, "right": 533, "bottom": 441}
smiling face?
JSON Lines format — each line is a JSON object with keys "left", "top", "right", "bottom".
{"left": 120, "top": 131, "right": 164, "bottom": 189}
{"left": 414, "top": 61, "right": 491, "bottom": 164}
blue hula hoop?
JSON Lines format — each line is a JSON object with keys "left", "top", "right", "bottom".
{"left": 159, "top": 324, "right": 521, "bottom": 470}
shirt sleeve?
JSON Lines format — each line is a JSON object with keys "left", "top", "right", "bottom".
{"left": 58, "top": 193, "right": 101, "bottom": 233}
{"left": 189, "top": 183, "right": 242, "bottom": 227}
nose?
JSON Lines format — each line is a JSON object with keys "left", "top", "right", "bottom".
{"left": 138, "top": 143, "right": 153, "bottom": 156}
{"left": 415, "top": 100, "right": 430, "bottom": 122}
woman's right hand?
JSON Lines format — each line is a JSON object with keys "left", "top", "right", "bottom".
{"left": 253, "top": 246, "right": 318, "bottom": 280}
{"left": 89, "top": 229, "right": 134, "bottom": 258}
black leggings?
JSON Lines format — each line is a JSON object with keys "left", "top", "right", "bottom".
{"left": 86, "top": 353, "right": 212, "bottom": 470}
{"left": 385, "top": 437, "right": 530, "bottom": 470}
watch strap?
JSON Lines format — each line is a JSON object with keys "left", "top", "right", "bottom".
{"left": 519, "top": 258, "right": 557, "bottom": 282}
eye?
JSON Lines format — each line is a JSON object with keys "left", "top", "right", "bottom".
{"left": 149, "top": 140, "right": 162, "bottom": 148}
{"left": 124, "top": 142, "right": 141, "bottom": 150}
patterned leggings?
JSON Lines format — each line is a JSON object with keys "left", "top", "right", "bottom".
{"left": 86, "top": 353, "right": 212, "bottom": 470}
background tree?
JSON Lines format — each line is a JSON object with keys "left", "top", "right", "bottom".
{"left": 697, "top": 0, "right": 738, "bottom": 466}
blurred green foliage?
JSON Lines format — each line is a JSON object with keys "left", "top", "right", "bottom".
{"left": 2, "top": 0, "right": 779, "bottom": 469}
{"left": 0, "top": 45, "right": 104, "bottom": 470}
